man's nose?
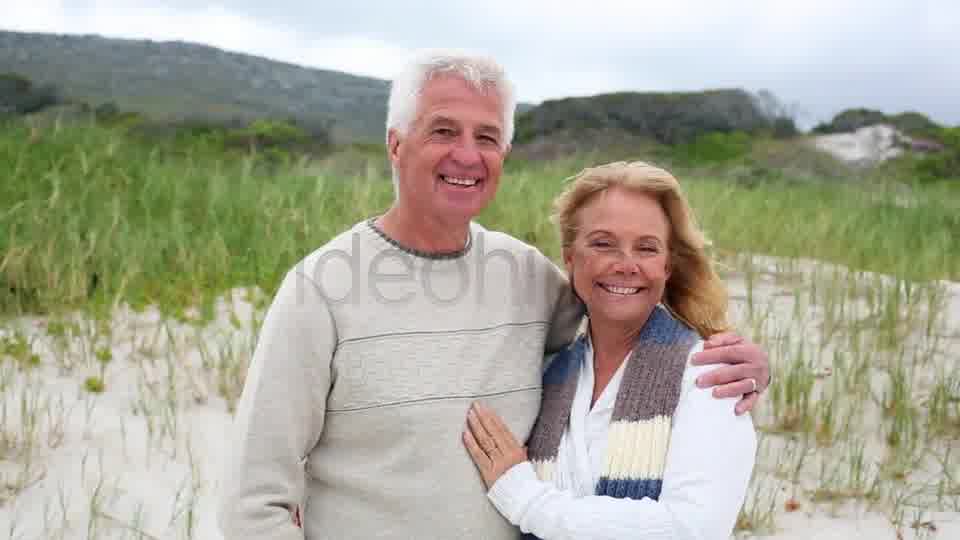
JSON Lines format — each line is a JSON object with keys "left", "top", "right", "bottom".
{"left": 450, "top": 138, "right": 482, "bottom": 167}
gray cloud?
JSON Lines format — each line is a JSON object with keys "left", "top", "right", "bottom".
{"left": 4, "top": 0, "right": 958, "bottom": 128}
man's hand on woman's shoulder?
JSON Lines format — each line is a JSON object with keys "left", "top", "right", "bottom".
{"left": 691, "top": 332, "right": 770, "bottom": 415}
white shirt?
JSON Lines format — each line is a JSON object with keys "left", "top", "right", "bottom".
{"left": 487, "top": 338, "right": 757, "bottom": 540}
{"left": 553, "top": 337, "right": 631, "bottom": 496}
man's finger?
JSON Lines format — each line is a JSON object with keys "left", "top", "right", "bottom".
{"left": 695, "top": 363, "right": 758, "bottom": 388}
{"left": 463, "top": 429, "right": 492, "bottom": 468}
{"left": 735, "top": 392, "right": 760, "bottom": 416}
{"left": 711, "top": 379, "right": 759, "bottom": 399}
{"left": 691, "top": 343, "right": 751, "bottom": 366}
{"left": 703, "top": 331, "right": 744, "bottom": 349}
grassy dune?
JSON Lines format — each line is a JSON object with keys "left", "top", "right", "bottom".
{"left": 2, "top": 121, "right": 957, "bottom": 319}
{"left": 1, "top": 119, "right": 958, "bottom": 539}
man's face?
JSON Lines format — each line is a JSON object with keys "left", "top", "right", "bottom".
{"left": 388, "top": 74, "right": 509, "bottom": 223}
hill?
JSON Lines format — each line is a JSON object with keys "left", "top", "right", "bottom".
{"left": 514, "top": 88, "right": 795, "bottom": 146}
{"left": 0, "top": 30, "right": 391, "bottom": 143}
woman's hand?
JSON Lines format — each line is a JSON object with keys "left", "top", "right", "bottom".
{"left": 463, "top": 402, "right": 528, "bottom": 490}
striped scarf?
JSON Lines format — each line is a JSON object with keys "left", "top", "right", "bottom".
{"left": 526, "top": 304, "right": 696, "bottom": 501}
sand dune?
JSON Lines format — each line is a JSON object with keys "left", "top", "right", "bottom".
{"left": 1, "top": 256, "right": 957, "bottom": 539}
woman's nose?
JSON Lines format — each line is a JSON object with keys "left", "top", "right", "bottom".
{"left": 611, "top": 255, "right": 641, "bottom": 274}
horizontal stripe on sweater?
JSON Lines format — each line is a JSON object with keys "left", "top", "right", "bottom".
{"left": 604, "top": 416, "right": 672, "bottom": 480}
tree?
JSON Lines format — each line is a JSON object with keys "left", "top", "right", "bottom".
{"left": 752, "top": 90, "right": 798, "bottom": 138}
{"left": 0, "top": 73, "right": 60, "bottom": 114}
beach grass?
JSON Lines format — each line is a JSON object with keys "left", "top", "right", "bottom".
{"left": 1, "top": 118, "right": 958, "bottom": 538}
{"left": 2, "top": 120, "right": 957, "bottom": 320}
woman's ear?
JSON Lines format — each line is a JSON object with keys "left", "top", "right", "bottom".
{"left": 562, "top": 246, "right": 586, "bottom": 308}
{"left": 562, "top": 246, "right": 573, "bottom": 273}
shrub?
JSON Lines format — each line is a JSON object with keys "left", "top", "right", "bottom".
{"left": 813, "top": 108, "right": 940, "bottom": 137}
{"left": 674, "top": 131, "right": 752, "bottom": 165}
{"left": 889, "top": 112, "right": 940, "bottom": 137}
{"left": 812, "top": 108, "right": 888, "bottom": 134}
{"left": 914, "top": 127, "right": 960, "bottom": 182}
{"left": 771, "top": 116, "right": 798, "bottom": 139}
{"left": 227, "top": 118, "right": 309, "bottom": 148}
{"left": 0, "top": 72, "right": 60, "bottom": 114}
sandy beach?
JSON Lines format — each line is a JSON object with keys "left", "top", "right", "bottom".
{"left": 1, "top": 254, "right": 957, "bottom": 539}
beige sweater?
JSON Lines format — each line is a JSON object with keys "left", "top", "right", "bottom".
{"left": 218, "top": 219, "right": 583, "bottom": 540}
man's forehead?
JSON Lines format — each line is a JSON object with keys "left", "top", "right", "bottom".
{"left": 424, "top": 113, "right": 502, "bottom": 132}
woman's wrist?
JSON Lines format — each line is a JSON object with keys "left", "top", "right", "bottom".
{"left": 487, "top": 461, "right": 541, "bottom": 524}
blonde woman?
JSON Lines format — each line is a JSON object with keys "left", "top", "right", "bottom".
{"left": 464, "top": 161, "right": 756, "bottom": 540}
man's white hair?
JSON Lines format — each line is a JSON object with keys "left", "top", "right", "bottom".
{"left": 385, "top": 49, "right": 516, "bottom": 194}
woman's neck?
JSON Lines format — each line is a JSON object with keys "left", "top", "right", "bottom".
{"left": 589, "top": 320, "right": 640, "bottom": 372}
{"left": 587, "top": 304, "right": 657, "bottom": 372}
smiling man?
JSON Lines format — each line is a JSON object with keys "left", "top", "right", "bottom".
{"left": 217, "top": 50, "right": 770, "bottom": 540}
{"left": 378, "top": 71, "right": 505, "bottom": 251}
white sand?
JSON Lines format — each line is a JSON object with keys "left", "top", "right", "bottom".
{"left": 0, "top": 258, "right": 957, "bottom": 539}
{"left": 810, "top": 125, "right": 907, "bottom": 166}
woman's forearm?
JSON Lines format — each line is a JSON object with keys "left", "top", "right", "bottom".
{"left": 489, "top": 461, "right": 695, "bottom": 540}
{"left": 488, "top": 367, "right": 757, "bottom": 540}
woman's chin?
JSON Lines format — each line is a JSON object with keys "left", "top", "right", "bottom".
{"left": 588, "top": 304, "right": 656, "bottom": 327}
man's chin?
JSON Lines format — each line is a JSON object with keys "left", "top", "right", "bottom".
{"left": 436, "top": 196, "right": 490, "bottom": 219}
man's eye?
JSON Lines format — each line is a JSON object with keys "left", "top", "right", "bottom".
{"left": 434, "top": 128, "right": 455, "bottom": 136}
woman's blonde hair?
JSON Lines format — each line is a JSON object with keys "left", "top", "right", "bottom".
{"left": 551, "top": 161, "right": 730, "bottom": 337}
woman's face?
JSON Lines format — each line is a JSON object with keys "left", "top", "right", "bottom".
{"left": 563, "top": 186, "right": 672, "bottom": 327}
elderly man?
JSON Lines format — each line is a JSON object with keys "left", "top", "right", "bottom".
{"left": 218, "top": 50, "right": 769, "bottom": 540}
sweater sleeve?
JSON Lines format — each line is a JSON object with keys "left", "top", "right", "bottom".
{"left": 218, "top": 269, "right": 335, "bottom": 540}
{"left": 487, "top": 352, "right": 757, "bottom": 540}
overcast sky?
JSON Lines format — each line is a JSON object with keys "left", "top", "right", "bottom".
{"left": 4, "top": 0, "right": 958, "bottom": 128}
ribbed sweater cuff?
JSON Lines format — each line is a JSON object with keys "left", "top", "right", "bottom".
{"left": 487, "top": 461, "right": 541, "bottom": 525}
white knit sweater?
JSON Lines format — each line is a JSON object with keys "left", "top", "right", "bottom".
{"left": 217, "top": 219, "right": 583, "bottom": 540}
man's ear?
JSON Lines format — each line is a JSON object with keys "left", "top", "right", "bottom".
{"left": 387, "top": 128, "right": 402, "bottom": 166}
